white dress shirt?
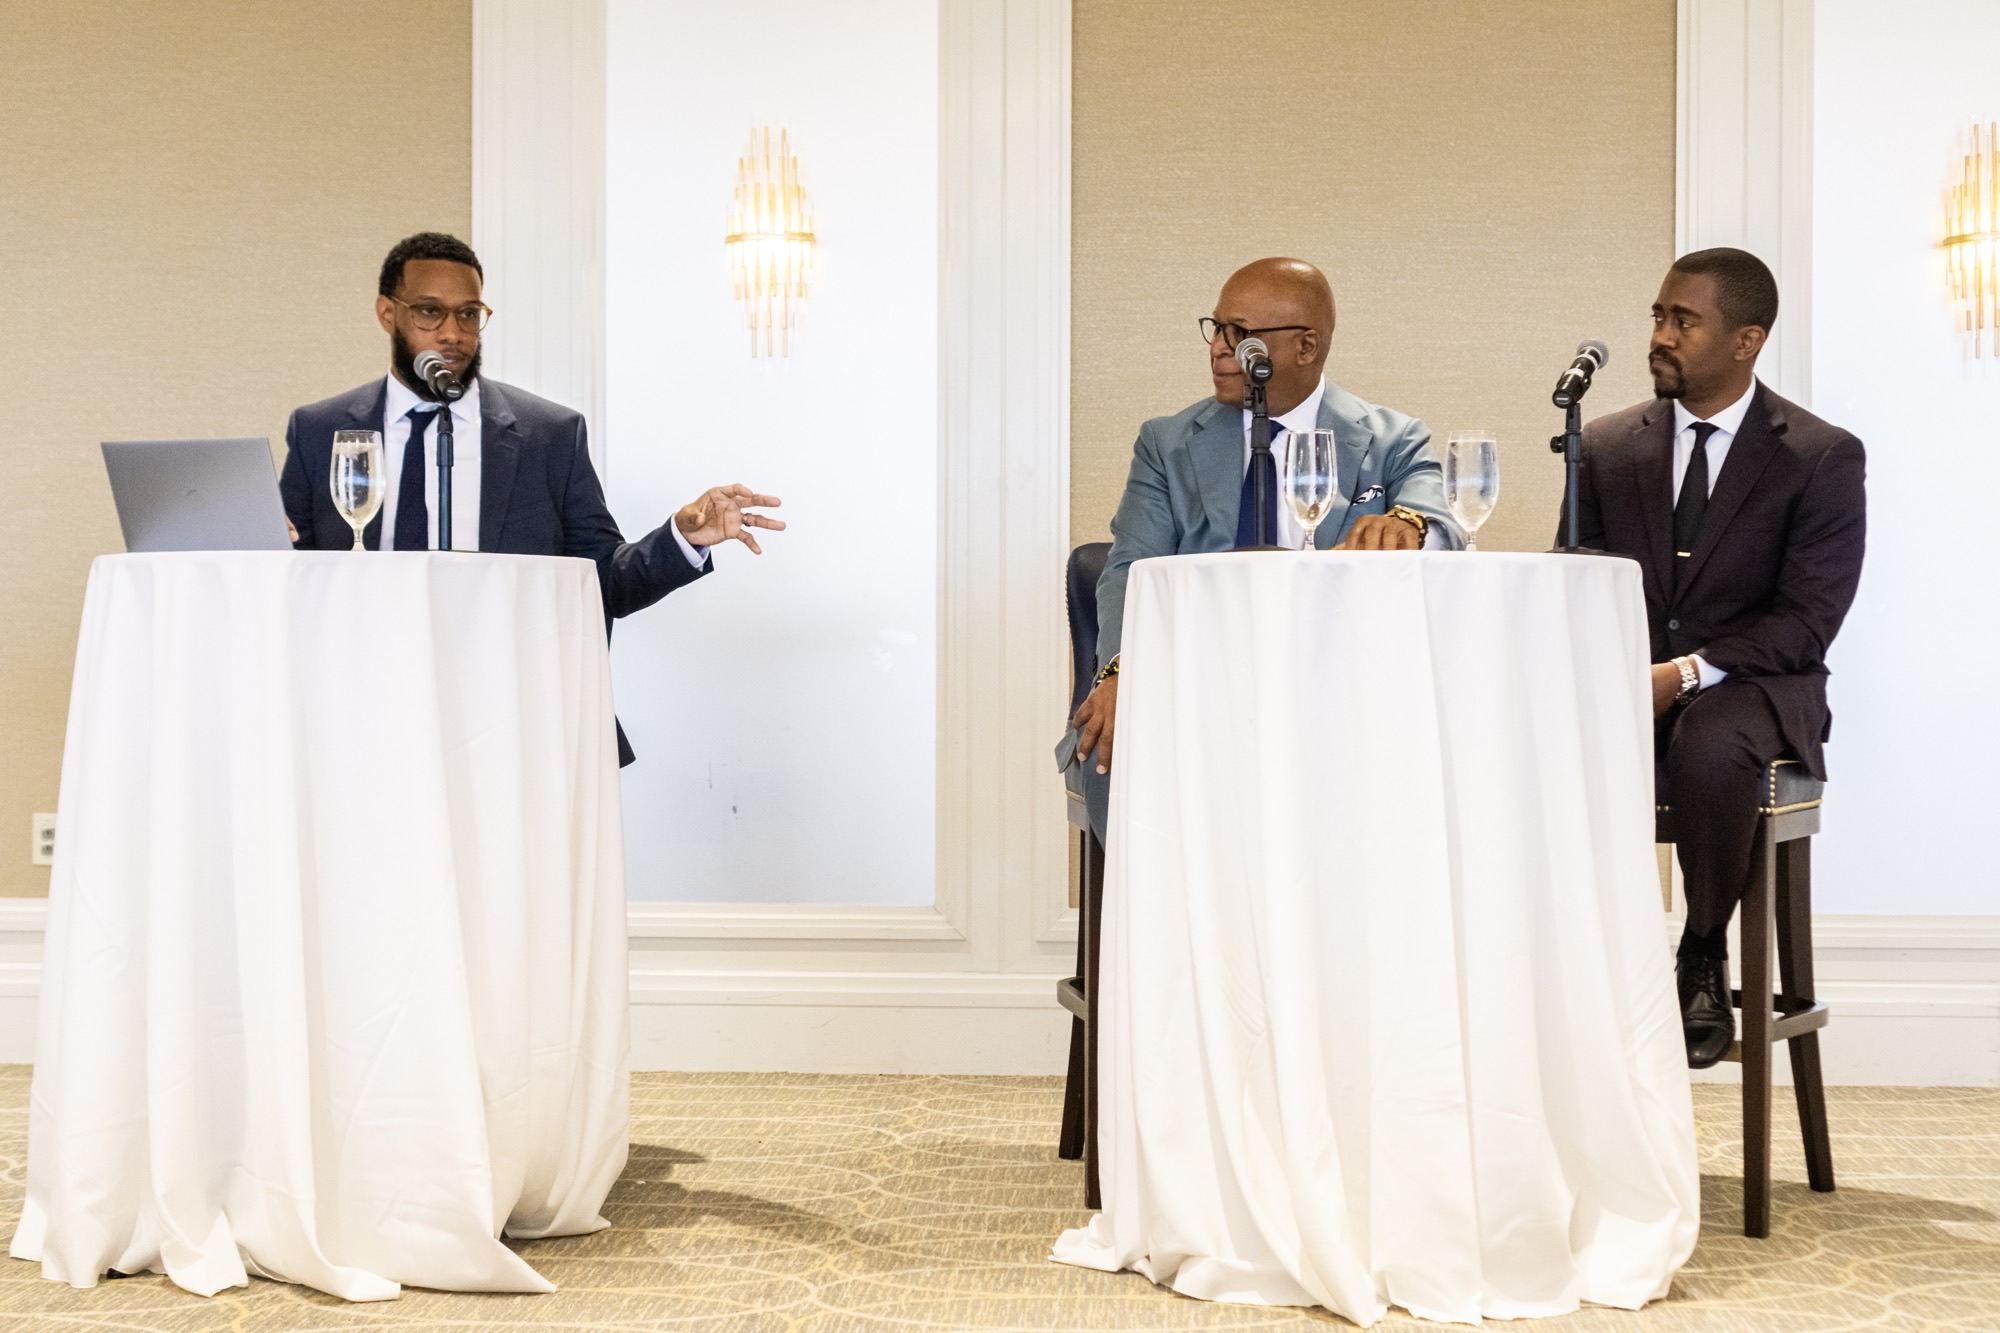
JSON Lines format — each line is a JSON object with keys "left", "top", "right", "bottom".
{"left": 378, "top": 372, "right": 709, "bottom": 566}
{"left": 1238, "top": 378, "right": 1445, "bottom": 549}
{"left": 1667, "top": 378, "right": 1758, "bottom": 690}
{"left": 1671, "top": 378, "right": 1757, "bottom": 503}
{"left": 381, "top": 373, "right": 482, "bottom": 551}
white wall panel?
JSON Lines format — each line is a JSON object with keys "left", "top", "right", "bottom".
{"left": 1810, "top": 0, "right": 2000, "bottom": 916}
{"left": 603, "top": 0, "right": 939, "bottom": 904}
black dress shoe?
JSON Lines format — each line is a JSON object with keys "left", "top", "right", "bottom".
{"left": 1676, "top": 954, "right": 1735, "bottom": 1069}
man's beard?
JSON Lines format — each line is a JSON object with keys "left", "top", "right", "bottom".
{"left": 1649, "top": 353, "right": 1685, "bottom": 400}
{"left": 392, "top": 327, "right": 482, "bottom": 401}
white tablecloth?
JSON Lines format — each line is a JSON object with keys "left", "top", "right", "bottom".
{"left": 10, "top": 552, "right": 630, "bottom": 1301}
{"left": 1052, "top": 552, "right": 1699, "bottom": 1326}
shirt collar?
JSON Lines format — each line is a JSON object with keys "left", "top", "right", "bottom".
{"left": 1671, "top": 377, "right": 1757, "bottom": 440}
{"left": 1243, "top": 377, "right": 1326, "bottom": 433}
{"left": 383, "top": 372, "right": 480, "bottom": 430}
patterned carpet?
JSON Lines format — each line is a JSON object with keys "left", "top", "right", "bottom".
{"left": 0, "top": 1065, "right": 1995, "bottom": 1331}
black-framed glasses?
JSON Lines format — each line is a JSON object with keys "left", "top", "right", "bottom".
{"left": 1198, "top": 317, "right": 1311, "bottom": 350}
{"left": 389, "top": 295, "right": 493, "bottom": 332}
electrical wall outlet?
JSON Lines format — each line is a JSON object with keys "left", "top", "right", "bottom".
{"left": 31, "top": 813, "right": 55, "bottom": 867}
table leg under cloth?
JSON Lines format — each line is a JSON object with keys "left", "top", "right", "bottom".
{"left": 1052, "top": 552, "right": 1699, "bottom": 1327}
{"left": 10, "top": 552, "right": 631, "bottom": 1301}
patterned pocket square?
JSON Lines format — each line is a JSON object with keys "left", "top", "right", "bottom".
{"left": 1352, "top": 484, "right": 1385, "bottom": 504}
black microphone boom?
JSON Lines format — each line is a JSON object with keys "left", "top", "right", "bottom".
{"left": 1551, "top": 339, "right": 1610, "bottom": 408}
{"left": 413, "top": 349, "right": 466, "bottom": 403}
{"left": 1235, "top": 336, "right": 1275, "bottom": 384}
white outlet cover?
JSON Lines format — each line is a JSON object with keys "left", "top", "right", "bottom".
{"left": 31, "top": 813, "right": 55, "bottom": 867}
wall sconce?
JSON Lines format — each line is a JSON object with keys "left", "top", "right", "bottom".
{"left": 726, "top": 128, "right": 816, "bottom": 358}
{"left": 1946, "top": 121, "right": 2000, "bottom": 357}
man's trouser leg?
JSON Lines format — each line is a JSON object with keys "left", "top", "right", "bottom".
{"left": 1660, "top": 680, "right": 1790, "bottom": 952}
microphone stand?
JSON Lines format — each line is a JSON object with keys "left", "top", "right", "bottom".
{"left": 436, "top": 397, "right": 456, "bottom": 551}
{"left": 1550, "top": 398, "right": 1582, "bottom": 553}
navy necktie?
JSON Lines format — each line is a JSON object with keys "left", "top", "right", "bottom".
{"left": 1234, "top": 416, "right": 1280, "bottom": 549}
{"left": 1673, "top": 420, "right": 1719, "bottom": 559}
{"left": 393, "top": 408, "right": 441, "bottom": 551}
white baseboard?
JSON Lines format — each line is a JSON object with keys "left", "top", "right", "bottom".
{"left": 3, "top": 901, "right": 1995, "bottom": 1082}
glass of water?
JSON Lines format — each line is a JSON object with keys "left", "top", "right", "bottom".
{"left": 329, "top": 430, "right": 385, "bottom": 551}
{"left": 1444, "top": 431, "right": 1500, "bottom": 550}
{"left": 1282, "top": 428, "right": 1340, "bottom": 549}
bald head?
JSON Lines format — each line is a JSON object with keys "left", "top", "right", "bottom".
{"left": 1208, "top": 258, "right": 1337, "bottom": 413}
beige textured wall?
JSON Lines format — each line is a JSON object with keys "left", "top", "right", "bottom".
{"left": 0, "top": 1, "right": 471, "bottom": 896}
{"left": 1072, "top": 0, "right": 1678, "bottom": 552}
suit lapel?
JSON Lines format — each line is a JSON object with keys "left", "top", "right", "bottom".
{"left": 1628, "top": 404, "right": 1675, "bottom": 600}
{"left": 1313, "top": 390, "right": 1376, "bottom": 549}
{"left": 351, "top": 380, "right": 391, "bottom": 550}
{"left": 1189, "top": 402, "right": 1245, "bottom": 544}
{"left": 478, "top": 380, "right": 521, "bottom": 554}
{"left": 1679, "top": 385, "right": 1783, "bottom": 591}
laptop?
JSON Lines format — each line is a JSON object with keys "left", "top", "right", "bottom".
{"left": 101, "top": 437, "right": 293, "bottom": 553}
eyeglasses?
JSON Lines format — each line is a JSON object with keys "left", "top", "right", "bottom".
{"left": 1198, "top": 317, "right": 1311, "bottom": 350}
{"left": 389, "top": 295, "right": 493, "bottom": 332}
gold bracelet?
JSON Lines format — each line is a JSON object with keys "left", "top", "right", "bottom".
{"left": 1094, "top": 655, "right": 1120, "bottom": 686}
{"left": 1387, "top": 505, "right": 1429, "bottom": 545}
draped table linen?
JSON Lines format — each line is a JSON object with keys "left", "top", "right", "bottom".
{"left": 1052, "top": 552, "right": 1699, "bottom": 1326}
{"left": 10, "top": 551, "right": 630, "bottom": 1301}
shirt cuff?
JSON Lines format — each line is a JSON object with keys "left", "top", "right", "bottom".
{"left": 670, "top": 522, "right": 710, "bottom": 570}
{"left": 1692, "top": 654, "right": 1727, "bottom": 689}
{"left": 1422, "top": 523, "right": 1447, "bottom": 551}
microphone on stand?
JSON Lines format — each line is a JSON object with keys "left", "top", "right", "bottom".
{"left": 1551, "top": 339, "right": 1610, "bottom": 408}
{"left": 412, "top": 350, "right": 467, "bottom": 403}
{"left": 1235, "top": 336, "right": 1275, "bottom": 385}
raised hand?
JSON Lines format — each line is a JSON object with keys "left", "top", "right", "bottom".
{"left": 675, "top": 484, "right": 786, "bottom": 554}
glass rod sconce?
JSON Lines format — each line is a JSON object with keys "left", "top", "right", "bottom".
{"left": 726, "top": 128, "right": 816, "bottom": 358}
{"left": 1946, "top": 121, "right": 2000, "bottom": 357}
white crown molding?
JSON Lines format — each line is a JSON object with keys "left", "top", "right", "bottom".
{"left": 471, "top": 0, "right": 608, "bottom": 469}
{"left": 1676, "top": 0, "right": 1815, "bottom": 404}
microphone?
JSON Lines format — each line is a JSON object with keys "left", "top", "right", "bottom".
{"left": 1235, "top": 336, "right": 1275, "bottom": 385}
{"left": 412, "top": 350, "right": 466, "bottom": 403}
{"left": 1551, "top": 339, "right": 1610, "bottom": 408}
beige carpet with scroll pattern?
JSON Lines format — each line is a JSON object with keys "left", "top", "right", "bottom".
{"left": 1, "top": 1065, "right": 1995, "bottom": 1331}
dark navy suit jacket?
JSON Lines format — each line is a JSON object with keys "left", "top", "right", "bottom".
{"left": 1558, "top": 384, "right": 1866, "bottom": 779}
{"left": 279, "top": 376, "right": 707, "bottom": 764}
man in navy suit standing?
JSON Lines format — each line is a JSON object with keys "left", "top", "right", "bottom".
{"left": 281, "top": 232, "right": 783, "bottom": 764}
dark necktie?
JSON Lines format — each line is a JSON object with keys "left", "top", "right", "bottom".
{"left": 1234, "top": 417, "right": 1280, "bottom": 549}
{"left": 393, "top": 408, "right": 441, "bottom": 551}
{"left": 1672, "top": 420, "right": 1720, "bottom": 558}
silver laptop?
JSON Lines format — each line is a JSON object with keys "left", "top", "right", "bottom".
{"left": 101, "top": 438, "right": 293, "bottom": 552}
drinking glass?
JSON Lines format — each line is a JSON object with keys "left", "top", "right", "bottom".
{"left": 330, "top": 430, "right": 386, "bottom": 551}
{"left": 1445, "top": 431, "right": 1500, "bottom": 550}
{"left": 1282, "top": 428, "right": 1340, "bottom": 548}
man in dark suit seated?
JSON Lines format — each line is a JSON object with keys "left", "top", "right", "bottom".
{"left": 281, "top": 232, "right": 782, "bottom": 765}
{"left": 1561, "top": 248, "right": 1866, "bottom": 1067}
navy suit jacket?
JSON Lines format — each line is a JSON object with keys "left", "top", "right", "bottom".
{"left": 280, "top": 376, "right": 708, "bottom": 764}
{"left": 1557, "top": 384, "right": 1866, "bottom": 779}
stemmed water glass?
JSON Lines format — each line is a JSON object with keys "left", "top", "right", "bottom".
{"left": 329, "top": 430, "right": 386, "bottom": 551}
{"left": 1282, "top": 429, "right": 1340, "bottom": 549}
{"left": 1445, "top": 431, "right": 1500, "bottom": 550}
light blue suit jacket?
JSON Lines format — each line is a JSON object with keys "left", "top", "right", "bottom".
{"left": 1094, "top": 382, "right": 1463, "bottom": 665}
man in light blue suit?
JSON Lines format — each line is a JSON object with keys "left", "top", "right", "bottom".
{"left": 1071, "top": 257, "right": 1462, "bottom": 838}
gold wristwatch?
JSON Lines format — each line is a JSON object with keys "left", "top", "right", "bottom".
{"left": 1094, "top": 654, "right": 1120, "bottom": 687}
{"left": 1387, "top": 505, "right": 1429, "bottom": 545}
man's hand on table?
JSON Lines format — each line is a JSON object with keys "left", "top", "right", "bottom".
{"left": 1650, "top": 662, "right": 1683, "bottom": 718}
{"left": 1337, "top": 514, "right": 1423, "bottom": 551}
{"left": 676, "top": 484, "right": 786, "bottom": 554}
{"left": 1073, "top": 674, "right": 1118, "bottom": 775}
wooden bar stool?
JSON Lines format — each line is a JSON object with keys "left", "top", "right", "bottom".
{"left": 1657, "top": 758, "right": 1837, "bottom": 1237}
{"left": 1056, "top": 542, "right": 1110, "bottom": 1209}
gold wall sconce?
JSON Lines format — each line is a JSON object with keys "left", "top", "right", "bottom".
{"left": 1946, "top": 121, "right": 2000, "bottom": 357}
{"left": 726, "top": 128, "right": 816, "bottom": 358}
